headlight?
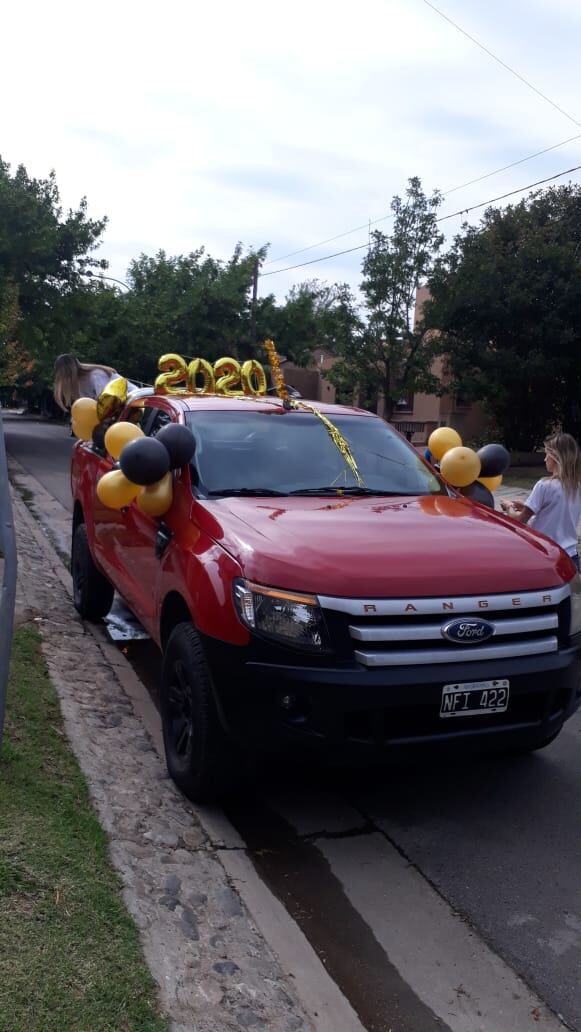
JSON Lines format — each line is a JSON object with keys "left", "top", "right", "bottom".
{"left": 233, "top": 579, "right": 330, "bottom": 652}
{"left": 569, "top": 575, "right": 581, "bottom": 637}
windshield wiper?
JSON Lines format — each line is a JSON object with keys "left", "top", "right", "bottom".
{"left": 288, "top": 486, "right": 404, "bottom": 496}
{"left": 208, "top": 487, "right": 289, "bottom": 497}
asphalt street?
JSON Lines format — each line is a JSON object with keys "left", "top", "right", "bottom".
{"left": 4, "top": 416, "right": 75, "bottom": 510}
{"left": 6, "top": 414, "right": 581, "bottom": 1031}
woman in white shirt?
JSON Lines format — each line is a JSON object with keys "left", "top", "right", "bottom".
{"left": 53, "top": 354, "right": 120, "bottom": 412}
{"left": 502, "top": 433, "right": 581, "bottom": 570}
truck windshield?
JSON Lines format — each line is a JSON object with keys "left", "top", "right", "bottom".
{"left": 186, "top": 410, "right": 444, "bottom": 498}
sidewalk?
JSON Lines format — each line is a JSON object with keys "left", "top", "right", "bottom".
{"left": 7, "top": 487, "right": 327, "bottom": 1032}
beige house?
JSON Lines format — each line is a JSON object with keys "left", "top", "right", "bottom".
{"left": 281, "top": 287, "right": 486, "bottom": 446}
{"left": 389, "top": 286, "right": 486, "bottom": 445}
{"left": 280, "top": 348, "right": 338, "bottom": 405}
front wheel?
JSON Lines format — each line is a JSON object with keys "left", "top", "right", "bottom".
{"left": 71, "top": 523, "right": 114, "bottom": 621}
{"left": 160, "top": 623, "right": 235, "bottom": 802}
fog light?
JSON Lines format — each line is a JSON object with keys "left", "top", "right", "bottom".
{"left": 279, "top": 693, "right": 296, "bottom": 711}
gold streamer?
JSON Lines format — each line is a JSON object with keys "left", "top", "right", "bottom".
{"left": 264, "top": 339, "right": 289, "bottom": 403}
{"left": 291, "top": 399, "right": 364, "bottom": 487}
{"left": 262, "top": 339, "right": 363, "bottom": 486}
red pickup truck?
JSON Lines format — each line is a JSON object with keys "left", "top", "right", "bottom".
{"left": 71, "top": 391, "right": 581, "bottom": 800}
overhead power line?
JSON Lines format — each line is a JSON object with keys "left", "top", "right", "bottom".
{"left": 443, "top": 133, "right": 581, "bottom": 194}
{"left": 259, "top": 163, "right": 581, "bottom": 278}
{"left": 421, "top": 0, "right": 581, "bottom": 129}
{"left": 264, "top": 131, "right": 581, "bottom": 267}
{"left": 266, "top": 5, "right": 580, "bottom": 271}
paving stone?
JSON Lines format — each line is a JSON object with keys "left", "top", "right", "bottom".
{"left": 165, "top": 874, "right": 182, "bottom": 895}
{"left": 8, "top": 486, "right": 313, "bottom": 1032}
{"left": 213, "top": 961, "right": 240, "bottom": 976}
{"left": 159, "top": 895, "right": 179, "bottom": 911}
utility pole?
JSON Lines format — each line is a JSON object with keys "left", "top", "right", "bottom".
{"left": 251, "top": 258, "right": 259, "bottom": 346}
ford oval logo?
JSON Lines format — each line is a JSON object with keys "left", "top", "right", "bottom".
{"left": 442, "top": 618, "right": 494, "bottom": 644}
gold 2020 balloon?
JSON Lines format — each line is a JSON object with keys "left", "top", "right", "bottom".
{"left": 71, "top": 397, "right": 99, "bottom": 441}
{"left": 440, "top": 446, "right": 482, "bottom": 488}
{"left": 428, "top": 426, "right": 462, "bottom": 461}
{"left": 97, "top": 469, "right": 140, "bottom": 509}
{"left": 104, "top": 421, "right": 144, "bottom": 460}
{"left": 136, "top": 473, "right": 173, "bottom": 517}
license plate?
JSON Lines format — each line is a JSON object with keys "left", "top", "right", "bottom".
{"left": 440, "top": 679, "right": 509, "bottom": 718}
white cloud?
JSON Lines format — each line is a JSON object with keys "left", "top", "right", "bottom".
{"left": 3, "top": 0, "right": 581, "bottom": 302}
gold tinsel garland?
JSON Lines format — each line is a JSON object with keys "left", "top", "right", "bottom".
{"left": 264, "top": 339, "right": 289, "bottom": 403}
{"left": 293, "top": 400, "right": 364, "bottom": 487}
{"left": 264, "top": 338, "right": 363, "bottom": 487}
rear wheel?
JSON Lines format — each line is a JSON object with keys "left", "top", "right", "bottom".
{"left": 160, "top": 622, "right": 235, "bottom": 802}
{"left": 71, "top": 523, "right": 114, "bottom": 621}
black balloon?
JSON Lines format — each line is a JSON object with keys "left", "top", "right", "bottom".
{"left": 477, "top": 443, "right": 510, "bottom": 477}
{"left": 92, "top": 420, "right": 113, "bottom": 452}
{"left": 155, "top": 423, "right": 196, "bottom": 469}
{"left": 461, "top": 481, "right": 495, "bottom": 508}
{"left": 120, "top": 437, "right": 170, "bottom": 486}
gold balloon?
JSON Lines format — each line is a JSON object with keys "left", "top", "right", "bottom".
{"left": 97, "top": 377, "right": 129, "bottom": 421}
{"left": 97, "top": 469, "right": 140, "bottom": 509}
{"left": 440, "top": 446, "right": 482, "bottom": 488}
{"left": 428, "top": 426, "right": 463, "bottom": 461}
{"left": 155, "top": 354, "right": 188, "bottom": 394}
{"left": 478, "top": 474, "right": 503, "bottom": 492}
{"left": 241, "top": 359, "right": 268, "bottom": 396}
{"left": 136, "top": 473, "right": 173, "bottom": 517}
{"left": 214, "top": 357, "right": 244, "bottom": 396}
{"left": 187, "top": 357, "right": 216, "bottom": 394}
{"left": 104, "top": 421, "right": 144, "bottom": 460}
{"left": 71, "top": 398, "right": 99, "bottom": 440}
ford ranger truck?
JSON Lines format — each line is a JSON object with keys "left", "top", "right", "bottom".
{"left": 71, "top": 394, "right": 581, "bottom": 801}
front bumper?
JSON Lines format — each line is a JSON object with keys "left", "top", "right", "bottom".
{"left": 204, "top": 636, "right": 581, "bottom": 759}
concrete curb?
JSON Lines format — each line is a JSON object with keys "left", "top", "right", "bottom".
{"left": 8, "top": 466, "right": 365, "bottom": 1032}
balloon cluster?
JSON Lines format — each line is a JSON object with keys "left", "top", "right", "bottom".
{"left": 424, "top": 427, "right": 510, "bottom": 508}
{"left": 96, "top": 422, "right": 195, "bottom": 517}
{"left": 70, "top": 378, "right": 130, "bottom": 441}
{"left": 71, "top": 397, "right": 100, "bottom": 440}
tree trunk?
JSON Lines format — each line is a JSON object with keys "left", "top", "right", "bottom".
{"left": 383, "top": 395, "right": 395, "bottom": 422}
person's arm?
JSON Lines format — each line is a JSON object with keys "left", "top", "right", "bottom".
{"left": 501, "top": 481, "right": 544, "bottom": 524}
{"left": 509, "top": 504, "right": 534, "bottom": 524}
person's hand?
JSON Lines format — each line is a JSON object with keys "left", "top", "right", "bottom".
{"left": 510, "top": 499, "right": 525, "bottom": 512}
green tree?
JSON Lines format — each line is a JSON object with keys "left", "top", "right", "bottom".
{"left": 0, "top": 158, "right": 107, "bottom": 380}
{"left": 327, "top": 177, "right": 443, "bottom": 419}
{"left": 260, "top": 279, "right": 361, "bottom": 367}
{"left": 426, "top": 184, "right": 581, "bottom": 450}
{"left": 100, "top": 244, "right": 265, "bottom": 383}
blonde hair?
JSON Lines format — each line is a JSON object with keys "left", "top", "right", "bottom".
{"left": 53, "top": 354, "right": 116, "bottom": 411}
{"left": 544, "top": 433, "right": 581, "bottom": 496}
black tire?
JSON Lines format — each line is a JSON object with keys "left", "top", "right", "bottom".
{"left": 160, "top": 622, "right": 234, "bottom": 802}
{"left": 71, "top": 523, "right": 114, "bottom": 621}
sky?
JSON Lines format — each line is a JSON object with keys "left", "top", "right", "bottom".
{"left": 3, "top": 0, "right": 581, "bottom": 301}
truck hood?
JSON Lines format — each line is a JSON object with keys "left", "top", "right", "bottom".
{"left": 196, "top": 493, "right": 573, "bottom": 597}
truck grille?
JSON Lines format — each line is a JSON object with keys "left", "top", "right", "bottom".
{"left": 318, "top": 585, "right": 570, "bottom": 669}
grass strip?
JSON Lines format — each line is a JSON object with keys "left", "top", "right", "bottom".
{"left": 0, "top": 626, "right": 167, "bottom": 1032}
